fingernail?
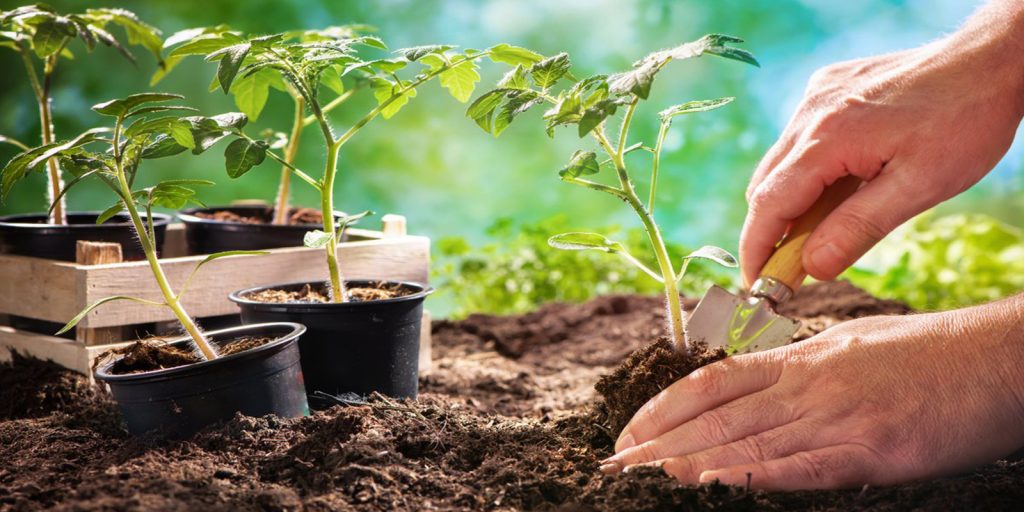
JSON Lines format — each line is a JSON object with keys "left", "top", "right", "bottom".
{"left": 699, "top": 470, "right": 721, "bottom": 484}
{"left": 808, "top": 242, "right": 841, "bottom": 276}
{"left": 615, "top": 433, "right": 635, "bottom": 452}
{"left": 599, "top": 462, "right": 621, "bottom": 475}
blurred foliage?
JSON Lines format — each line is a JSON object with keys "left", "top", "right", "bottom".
{"left": 434, "top": 214, "right": 736, "bottom": 318}
{"left": 845, "top": 213, "right": 1024, "bottom": 311}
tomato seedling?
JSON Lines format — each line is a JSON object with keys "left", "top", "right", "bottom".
{"left": 174, "top": 29, "right": 545, "bottom": 302}
{"left": 0, "top": 93, "right": 263, "bottom": 360}
{"left": 467, "top": 35, "right": 758, "bottom": 353}
{"left": 0, "top": 4, "right": 164, "bottom": 224}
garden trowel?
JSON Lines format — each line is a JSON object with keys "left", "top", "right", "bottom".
{"left": 686, "top": 176, "right": 862, "bottom": 354}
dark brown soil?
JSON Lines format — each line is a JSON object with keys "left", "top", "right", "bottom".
{"left": 106, "top": 336, "right": 274, "bottom": 375}
{"left": 245, "top": 281, "right": 414, "bottom": 304}
{"left": 2, "top": 281, "right": 1022, "bottom": 510}
{"left": 194, "top": 206, "right": 323, "bottom": 225}
{"left": 595, "top": 338, "right": 727, "bottom": 437}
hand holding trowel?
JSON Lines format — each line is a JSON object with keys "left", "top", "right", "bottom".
{"left": 686, "top": 175, "right": 862, "bottom": 353}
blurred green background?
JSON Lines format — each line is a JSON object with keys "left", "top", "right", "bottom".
{"left": 1, "top": 0, "right": 1021, "bottom": 317}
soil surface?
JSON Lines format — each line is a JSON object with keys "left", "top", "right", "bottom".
{"left": 194, "top": 207, "right": 322, "bottom": 225}
{"left": 245, "top": 282, "right": 414, "bottom": 304}
{"left": 105, "top": 336, "right": 274, "bottom": 375}
{"left": 2, "top": 281, "right": 1022, "bottom": 511}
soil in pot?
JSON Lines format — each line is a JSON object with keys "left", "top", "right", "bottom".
{"left": 179, "top": 205, "right": 352, "bottom": 254}
{"left": 193, "top": 206, "right": 322, "bottom": 225}
{"left": 231, "top": 281, "right": 430, "bottom": 401}
{"left": 104, "top": 335, "right": 274, "bottom": 374}
{"left": 6, "top": 282, "right": 1024, "bottom": 511}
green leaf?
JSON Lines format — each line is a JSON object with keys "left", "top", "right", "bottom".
{"left": 579, "top": 99, "right": 619, "bottom": 137}
{"left": 682, "top": 246, "right": 738, "bottom": 268}
{"left": 84, "top": 8, "right": 165, "bottom": 66}
{"left": 209, "top": 42, "right": 251, "bottom": 93}
{"left": 438, "top": 58, "right": 480, "bottom": 103}
{"left": 193, "top": 249, "right": 267, "bottom": 271}
{"left": 26, "top": 128, "right": 108, "bottom": 170}
{"left": 124, "top": 105, "right": 199, "bottom": 118}
{"left": 224, "top": 138, "right": 268, "bottom": 178}
{"left": 189, "top": 112, "right": 248, "bottom": 153}
{"left": 466, "top": 89, "right": 507, "bottom": 133}
{"left": 557, "top": 150, "right": 599, "bottom": 179}
{"left": 336, "top": 209, "right": 373, "bottom": 228}
{"left": 167, "top": 31, "right": 244, "bottom": 57}
{"left": 496, "top": 65, "right": 529, "bottom": 90}
{"left": 95, "top": 201, "right": 125, "bottom": 224}
{"left": 92, "top": 93, "right": 183, "bottom": 117}
{"left": 608, "top": 59, "right": 660, "bottom": 99}
{"left": 320, "top": 66, "right": 345, "bottom": 95}
{"left": 231, "top": 70, "right": 272, "bottom": 121}
{"left": 494, "top": 90, "right": 541, "bottom": 136}
{"left": 169, "top": 122, "right": 195, "bottom": 150}
{"left": 488, "top": 43, "right": 544, "bottom": 67}
{"left": 397, "top": 44, "right": 453, "bottom": 61}
{"left": 372, "top": 80, "right": 418, "bottom": 119}
{"left": 548, "top": 232, "right": 625, "bottom": 253}
{"left": 303, "top": 229, "right": 334, "bottom": 249}
{"left": 1, "top": 143, "right": 61, "bottom": 201}
{"left": 56, "top": 295, "right": 165, "bottom": 335}
{"left": 659, "top": 97, "right": 735, "bottom": 121}
{"left": 530, "top": 53, "right": 570, "bottom": 89}
{"left": 31, "top": 17, "right": 75, "bottom": 58}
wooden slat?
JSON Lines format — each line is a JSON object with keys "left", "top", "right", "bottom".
{"left": 0, "top": 255, "right": 80, "bottom": 324}
{"left": 76, "top": 241, "right": 129, "bottom": 345}
{"left": 0, "top": 326, "right": 131, "bottom": 377}
{"left": 77, "top": 236, "right": 431, "bottom": 328}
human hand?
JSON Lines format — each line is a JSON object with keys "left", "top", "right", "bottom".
{"left": 600, "top": 295, "right": 1024, "bottom": 490}
{"left": 740, "top": 3, "right": 1024, "bottom": 287}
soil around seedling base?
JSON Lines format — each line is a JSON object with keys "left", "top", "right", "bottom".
{"left": 105, "top": 336, "right": 274, "bottom": 375}
{"left": 244, "top": 281, "right": 414, "bottom": 304}
{"left": 3, "top": 281, "right": 1023, "bottom": 510}
{"left": 595, "top": 337, "right": 727, "bottom": 437}
{"left": 194, "top": 206, "right": 322, "bottom": 225}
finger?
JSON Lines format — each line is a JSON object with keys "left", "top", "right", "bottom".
{"left": 740, "top": 140, "right": 848, "bottom": 287}
{"left": 746, "top": 131, "right": 798, "bottom": 202}
{"left": 801, "top": 160, "right": 934, "bottom": 280}
{"left": 615, "top": 352, "right": 782, "bottom": 453}
{"left": 604, "top": 390, "right": 798, "bottom": 471}
{"left": 653, "top": 420, "right": 821, "bottom": 483}
{"left": 697, "top": 444, "right": 881, "bottom": 491}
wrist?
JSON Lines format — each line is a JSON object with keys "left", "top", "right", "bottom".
{"left": 935, "top": 1, "right": 1024, "bottom": 117}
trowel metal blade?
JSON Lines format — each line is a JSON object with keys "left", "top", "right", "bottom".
{"left": 685, "top": 285, "right": 800, "bottom": 354}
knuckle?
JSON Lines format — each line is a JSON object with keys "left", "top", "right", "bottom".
{"left": 692, "top": 409, "right": 731, "bottom": 445}
{"left": 831, "top": 208, "right": 890, "bottom": 245}
{"left": 662, "top": 457, "right": 698, "bottom": 482}
{"left": 625, "top": 440, "right": 662, "bottom": 465}
{"left": 689, "top": 366, "right": 726, "bottom": 397}
{"left": 736, "top": 435, "right": 769, "bottom": 462}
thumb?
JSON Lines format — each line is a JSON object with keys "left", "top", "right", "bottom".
{"left": 802, "top": 168, "right": 931, "bottom": 280}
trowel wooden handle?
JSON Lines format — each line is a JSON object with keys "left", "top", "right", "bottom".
{"left": 758, "top": 175, "right": 862, "bottom": 292}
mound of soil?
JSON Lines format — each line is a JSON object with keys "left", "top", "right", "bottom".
{"left": 105, "top": 336, "right": 274, "bottom": 375}
{"left": 2, "top": 281, "right": 1021, "bottom": 510}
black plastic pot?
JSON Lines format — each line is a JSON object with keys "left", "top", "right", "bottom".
{"left": 94, "top": 322, "right": 309, "bottom": 438}
{"left": 179, "top": 205, "right": 328, "bottom": 254}
{"left": 230, "top": 281, "right": 432, "bottom": 401}
{"left": 0, "top": 211, "right": 172, "bottom": 262}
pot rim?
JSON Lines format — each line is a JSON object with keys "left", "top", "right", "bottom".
{"left": 229, "top": 280, "right": 435, "bottom": 309}
{"left": 0, "top": 211, "right": 173, "bottom": 229}
{"left": 177, "top": 205, "right": 324, "bottom": 228}
{"left": 94, "top": 322, "right": 306, "bottom": 382}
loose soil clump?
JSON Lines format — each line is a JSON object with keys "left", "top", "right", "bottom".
{"left": 595, "top": 337, "right": 727, "bottom": 436}
{"left": 244, "top": 281, "right": 414, "bottom": 304}
{"left": 2, "top": 281, "right": 1022, "bottom": 510}
{"left": 194, "top": 206, "right": 322, "bottom": 225}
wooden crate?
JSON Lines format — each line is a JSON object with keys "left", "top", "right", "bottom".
{"left": 0, "top": 214, "right": 433, "bottom": 376}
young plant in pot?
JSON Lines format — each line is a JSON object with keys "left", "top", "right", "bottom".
{"left": 157, "top": 25, "right": 378, "bottom": 253}
{"left": 466, "top": 35, "right": 758, "bottom": 433}
{"left": 215, "top": 35, "right": 544, "bottom": 401}
{"left": 1, "top": 92, "right": 309, "bottom": 438}
{"left": 0, "top": 4, "right": 172, "bottom": 261}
